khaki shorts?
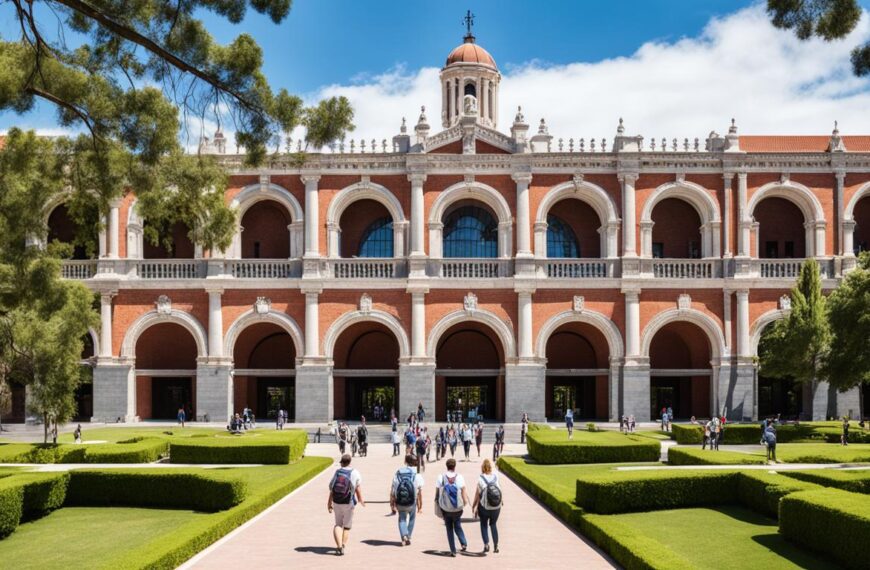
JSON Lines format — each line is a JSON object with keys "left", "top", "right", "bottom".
{"left": 333, "top": 503, "right": 355, "bottom": 529}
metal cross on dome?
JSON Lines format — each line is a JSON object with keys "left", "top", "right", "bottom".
{"left": 463, "top": 10, "right": 475, "bottom": 39}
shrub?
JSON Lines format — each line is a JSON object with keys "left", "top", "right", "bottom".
{"left": 667, "top": 447, "right": 765, "bottom": 466}
{"left": 526, "top": 428, "right": 660, "bottom": 464}
{"left": 15, "top": 473, "right": 70, "bottom": 520}
{"left": 66, "top": 470, "right": 247, "bottom": 512}
{"left": 575, "top": 470, "right": 738, "bottom": 514}
{"left": 782, "top": 470, "right": 870, "bottom": 494}
{"left": 671, "top": 424, "right": 704, "bottom": 444}
{"left": 169, "top": 430, "right": 306, "bottom": 464}
{"left": 586, "top": 423, "right": 597, "bottom": 432}
{"left": 580, "top": 514, "right": 696, "bottom": 570}
{"left": 0, "top": 481, "right": 23, "bottom": 538}
{"left": 735, "top": 471, "right": 821, "bottom": 518}
{"left": 779, "top": 488, "right": 870, "bottom": 570}
{"left": 0, "top": 439, "right": 167, "bottom": 464}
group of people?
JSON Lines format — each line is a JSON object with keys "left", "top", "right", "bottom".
{"left": 227, "top": 407, "right": 259, "bottom": 434}
{"left": 660, "top": 406, "right": 674, "bottom": 432}
{"left": 700, "top": 415, "right": 726, "bottom": 450}
{"left": 336, "top": 420, "right": 369, "bottom": 457}
{"left": 618, "top": 415, "right": 637, "bottom": 433}
{"left": 327, "top": 453, "right": 504, "bottom": 557}
{"left": 274, "top": 409, "right": 290, "bottom": 430}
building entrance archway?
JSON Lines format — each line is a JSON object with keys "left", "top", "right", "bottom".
{"left": 435, "top": 323, "right": 505, "bottom": 422}
{"left": 332, "top": 322, "right": 400, "bottom": 421}
{"left": 232, "top": 322, "right": 296, "bottom": 421}
{"left": 649, "top": 321, "right": 713, "bottom": 419}
{"left": 135, "top": 322, "right": 197, "bottom": 420}
{"left": 544, "top": 322, "right": 610, "bottom": 420}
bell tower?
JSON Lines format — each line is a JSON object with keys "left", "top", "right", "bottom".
{"left": 440, "top": 11, "right": 501, "bottom": 129}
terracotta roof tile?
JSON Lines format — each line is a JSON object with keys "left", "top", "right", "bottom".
{"left": 739, "top": 135, "right": 870, "bottom": 152}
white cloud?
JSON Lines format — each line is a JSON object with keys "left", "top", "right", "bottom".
{"left": 308, "top": 5, "right": 870, "bottom": 145}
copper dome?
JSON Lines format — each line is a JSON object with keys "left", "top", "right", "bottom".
{"left": 445, "top": 38, "right": 497, "bottom": 69}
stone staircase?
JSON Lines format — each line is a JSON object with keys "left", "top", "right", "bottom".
{"left": 315, "top": 422, "right": 532, "bottom": 444}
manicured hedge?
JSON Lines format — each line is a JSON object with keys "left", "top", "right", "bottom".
{"left": 0, "top": 481, "right": 23, "bottom": 538}
{"left": 735, "top": 471, "right": 821, "bottom": 519}
{"left": 65, "top": 470, "right": 247, "bottom": 512}
{"left": 782, "top": 470, "right": 870, "bottom": 494}
{"left": 671, "top": 424, "right": 704, "bottom": 444}
{"left": 667, "top": 447, "right": 765, "bottom": 465}
{"left": 0, "top": 472, "right": 70, "bottom": 539}
{"left": 0, "top": 439, "right": 168, "bottom": 464}
{"left": 526, "top": 428, "right": 661, "bottom": 464}
{"left": 169, "top": 430, "right": 307, "bottom": 464}
{"left": 779, "top": 488, "right": 870, "bottom": 570}
{"left": 575, "top": 470, "right": 738, "bottom": 514}
{"left": 672, "top": 423, "right": 828, "bottom": 445}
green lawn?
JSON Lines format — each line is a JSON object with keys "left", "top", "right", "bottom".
{"left": 605, "top": 506, "right": 840, "bottom": 570}
{"left": 53, "top": 426, "right": 303, "bottom": 444}
{"left": 669, "top": 443, "right": 870, "bottom": 465}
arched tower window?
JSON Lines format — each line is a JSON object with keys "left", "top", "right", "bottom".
{"left": 464, "top": 82, "right": 477, "bottom": 98}
{"left": 357, "top": 217, "right": 394, "bottom": 258}
{"left": 546, "top": 215, "right": 580, "bottom": 258}
{"left": 443, "top": 205, "right": 497, "bottom": 258}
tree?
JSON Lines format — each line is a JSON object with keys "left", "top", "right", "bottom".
{"left": 824, "top": 252, "right": 870, "bottom": 420}
{"left": 758, "top": 260, "right": 831, "bottom": 406}
{"left": 768, "top": 0, "right": 870, "bottom": 76}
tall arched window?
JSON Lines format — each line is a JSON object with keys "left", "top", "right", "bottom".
{"left": 546, "top": 214, "right": 580, "bottom": 258}
{"left": 464, "top": 82, "right": 477, "bottom": 98}
{"left": 357, "top": 217, "right": 394, "bottom": 257}
{"left": 443, "top": 205, "right": 498, "bottom": 258}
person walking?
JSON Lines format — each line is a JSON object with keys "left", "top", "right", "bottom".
{"left": 763, "top": 421, "right": 778, "bottom": 463}
{"left": 436, "top": 426, "right": 446, "bottom": 461}
{"left": 702, "top": 420, "right": 711, "bottom": 450}
{"left": 436, "top": 458, "right": 471, "bottom": 557}
{"left": 474, "top": 422, "right": 483, "bottom": 457}
{"left": 391, "top": 413, "right": 398, "bottom": 434}
{"left": 495, "top": 425, "right": 505, "bottom": 457}
{"left": 417, "top": 402, "right": 426, "bottom": 424}
{"left": 177, "top": 406, "right": 186, "bottom": 428}
{"left": 276, "top": 409, "right": 285, "bottom": 430}
{"left": 565, "top": 407, "right": 574, "bottom": 439}
{"left": 327, "top": 454, "right": 364, "bottom": 556}
{"left": 462, "top": 424, "right": 473, "bottom": 461}
{"left": 710, "top": 416, "right": 721, "bottom": 451}
{"left": 391, "top": 428, "right": 401, "bottom": 457}
{"left": 73, "top": 424, "right": 82, "bottom": 444}
{"left": 472, "top": 458, "right": 503, "bottom": 554}
{"left": 667, "top": 406, "right": 674, "bottom": 431}
{"left": 391, "top": 454, "right": 424, "bottom": 546}
{"left": 520, "top": 412, "right": 529, "bottom": 444}
{"left": 842, "top": 416, "right": 850, "bottom": 446}
{"left": 415, "top": 431, "right": 428, "bottom": 472}
{"left": 448, "top": 426, "right": 458, "bottom": 457}
{"left": 337, "top": 422, "right": 349, "bottom": 455}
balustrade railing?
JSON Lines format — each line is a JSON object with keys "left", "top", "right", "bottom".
{"left": 432, "top": 258, "right": 513, "bottom": 279}
{"left": 543, "top": 259, "right": 618, "bottom": 278}
{"left": 61, "top": 260, "right": 97, "bottom": 280}
{"left": 328, "top": 258, "right": 403, "bottom": 279}
{"left": 136, "top": 260, "right": 205, "bottom": 279}
{"left": 650, "top": 258, "right": 719, "bottom": 279}
{"left": 756, "top": 258, "right": 834, "bottom": 279}
{"left": 228, "top": 259, "right": 300, "bottom": 279}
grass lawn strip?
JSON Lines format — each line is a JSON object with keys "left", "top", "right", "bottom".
{"left": 780, "top": 469, "right": 870, "bottom": 494}
{"left": 667, "top": 443, "right": 870, "bottom": 465}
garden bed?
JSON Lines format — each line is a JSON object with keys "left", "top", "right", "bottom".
{"left": 526, "top": 426, "right": 660, "bottom": 464}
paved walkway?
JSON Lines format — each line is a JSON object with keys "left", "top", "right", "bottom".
{"left": 183, "top": 443, "right": 617, "bottom": 569}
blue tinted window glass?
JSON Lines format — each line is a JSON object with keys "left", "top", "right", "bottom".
{"left": 357, "top": 217, "right": 394, "bottom": 257}
{"left": 443, "top": 206, "right": 498, "bottom": 258}
{"left": 546, "top": 215, "right": 580, "bottom": 258}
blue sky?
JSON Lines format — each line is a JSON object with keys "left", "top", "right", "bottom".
{"left": 3, "top": 1, "right": 870, "bottom": 140}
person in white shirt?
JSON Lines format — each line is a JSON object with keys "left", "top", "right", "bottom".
{"left": 390, "top": 454, "right": 424, "bottom": 545}
{"left": 472, "top": 459, "right": 503, "bottom": 554}
{"left": 436, "top": 458, "right": 471, "bottom": 556}
{"left": 391, "top": 429, "right": 401, "bottom": 457}
{"left": 327, "top": 454, "right": 364, "bottom": 556}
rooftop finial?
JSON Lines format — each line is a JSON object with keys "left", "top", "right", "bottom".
{"left": 463, "top": 9, "right": 475, "bottom": 43}
{"left": 400, "top": 117, "right": 407, "bottom": 133}
{"left": 514, "top": 106, "right": 525, "bottom": 123}
{"left": 833, "top": 120, "right": 839, "bottom": 135}
{"left": 617, "top": 117, "right": 625, "bottom": 135}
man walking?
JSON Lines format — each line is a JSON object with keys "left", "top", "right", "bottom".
{"left": 391, "top": 454, "right": 424, "bottom": 546}
{"left": 436, "top": 458, "right": 471, "bottom": 557}
{"left": 327, "top": 454, "right": 364, "bottom": 556}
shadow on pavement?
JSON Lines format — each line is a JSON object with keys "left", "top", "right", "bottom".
{"left": 361, "top": 539, "right": 403, "bottom": 547}
{"left": 294, "top": 546, "right": 335, "bottom": 555}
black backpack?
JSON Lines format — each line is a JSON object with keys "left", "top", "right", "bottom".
{"left": 331, "top": 468, "right": 354, "bottom": 504}
{"left": 482, "top": 475, "right": 502, "bottom": 509}
{"left": 395, "top": 470, "right": 416, "bottom": 508}
{"left": 416, "top": 437, "right": 426, "bottom": 455}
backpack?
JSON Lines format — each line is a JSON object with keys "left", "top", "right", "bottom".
{"left": 439, "top": 474, "right": 462, "bottom": 512}
{"left": 331, "top": 468, "right": 354, "bottom": 504}
{"left": 395, "top": 470, "right": 416, "bottom": 508}
{"left": 416, "top": 437, "right": 426, "bottom": 455}
{"left": 481, "top": 474, "right": 502, "bottom": 509}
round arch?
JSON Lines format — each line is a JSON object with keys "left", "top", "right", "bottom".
{"left": 535, "top": 180, "right": 620, "bottom": 258}
{"left": 845, "top": 181, "right": 870, "bottom": 260}
{"left": 749, "top": 308, "right": 789, "bottom": 357}
{"left": 323, "top": 310, "right": 411, "bottom": 362}
{"left": 120, "top": 310, "right": 208, "bottom": 360}
{"left": 428, "top": 181, "right": 513, "bottom": 258}
{"left": 327, "top": 181, "right": 407, "bottom": 258}
{"left": 41, "top": 189, "right": 104, "bottom": 256}
{"left": 427, "top": 309, "right": 516, "bottom": 360}
{"left": 85, "top": 327, "right": 100, "bottom": 360}
{"left": 640, "top": 308, "right": 727, "bottom": 362}
{"left": 535, "top": 310, "right": 624, "bottom": 361}
{"left": 227, "top": 183, "right": 304, "bottom": 258}
{"left": 125, "top": 199, "right": 201, "bottom": 260}
{"left": 640, "top": 181, "right": 721, "bottom": 258}
{"left": 224, "top": 309, "right": 304, "bottom": 361}
{"left": 845, "top": 181, "right": 870, "bottom": 221}
{"left": 748, "top": 181, "right": 826, "bottom": 257}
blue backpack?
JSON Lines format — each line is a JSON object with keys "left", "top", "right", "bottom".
{"left": 439, "top": 474, "right": 462, "bottom": 511}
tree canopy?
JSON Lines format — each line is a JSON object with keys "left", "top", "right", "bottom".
{"left": 824, "top": 253, "right": 870, "bottom": 392}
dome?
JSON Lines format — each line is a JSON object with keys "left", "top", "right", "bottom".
{"left": 445, "top": 38, "right": 497, "bottom": 69}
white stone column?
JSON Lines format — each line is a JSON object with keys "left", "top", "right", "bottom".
{"left": 498, "top": 220, "right": 513, "bottom": 259}
{"left": 393, "top": 221, "right": 408, "bottom": 258}
{"left": 723, "top": 173, "right": 733, "bottom": 256}
{"left": 517, "top": 291, "right": 533, "bottom": 359}
{"left": 302, "top": 174, "right": 321, "bottom": 257}
{"left": 836, "top": 171, "right": 846, "bottom": 255}
{"left": 639, "top": 221, "right": 654, "bottom": 258}
{"left": 98, "top": 214, "right": 107, "bottom": 258}
{"left": 814, "top": 221, "right": 826, "bottom": 258}
{"left": 736, "top": 290, "right": 750, "bottom": 358}
{"left": 737, "top": 173, "right": 750, "bottom": 257}
{"left": 482, "top": 80, "right": 490, "bottom": 123}
{"left": 304, "top": 291, "right": 320, "bottom": 358}
{"left": 448, "top": 79, "right": 455, "bottom": 124}
{"left": 207, "top": 288, "right": 223, "bottom": 359}
{"left": 108, "top": 199, "right": 121, "bottom": 258}
{"left": 620, "top": 173, "right": 638, "bottom": 256}
{"left": 513, "top": 172, "right": 533, "bottom": 258}
{"left": 411, "top": 291, "right": 426, "bottom": 358}
{"left": 844, "top": 220, "right": 856, "bottom": 258}
{"left": 327, "top": 222, "right": 340, "bottom": 258}
{"left": 408, "top": 174, "right": 427, "bottom": 257}
{"left": 99, "top": 291, "right": 115, "bottom": 358}
{"left": 624, "top": 289, "right": 641, "bottom": 357}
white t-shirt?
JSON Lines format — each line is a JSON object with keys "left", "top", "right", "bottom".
{"left": 329, "top": 467, "right": 362, "bottom": 505}
{"left": 437, "top": 470, "right": 466, "bottom": 511}
{"left": 477, "top": 472, "right": 501, "bottom": 509}
{"left": 391, "top": 431, "right": 401, "bottom": 444}
{"left": 391, "top": 466, "right": 424, "bottom": 509}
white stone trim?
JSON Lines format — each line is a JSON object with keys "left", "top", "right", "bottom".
{"left": 120, "top": 309, "right": 208, "bottom": 359}
{"left": 426, "top": 308, "right": 516, "bottom": 360}
{"left": 428, "top": 180, "right": 513, "bottom": 258}
{"left": 534, "top": 179, "right": 620, "bottom": 258}
{"left": 535, "top": 309, "right": 625, "bottom": 360}
{"left": 749, "top": 308, "right": 789, "bottom": 357}
{"left": 223, "top": 308, "right": 304, "bottom": 361}
{"left": 86, "top": 327, "right": 100, "bottom": 359}
{"left": 844, "top": 181, "right": 870, "bottom": 221}
{"left": 326, "top": 180, "right": 406, "bottom": 258}
{"left": 640, "top": 307, "right": 727, "bottom": 361}
{"left": 322, "top": 309, "right": 411, "bottom": 361}
{"left": 640, "top": 180, "right": 721, "bottom": 258}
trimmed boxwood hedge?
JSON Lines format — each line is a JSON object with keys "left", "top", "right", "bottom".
{"left": 575, "top": 470, "right": 738, "bottom": 514}
{"left": 0, "top": 472, "right": 70, "bottom": 538}
{"left": 0, "top": 438, "right": 168, "bottom": 464}
{"left": 671, "top": 423, "right": 829, "bottom": 445}
{"left": 65, "top": 470, "right": 247, "bottom": 512}
{"left": 0, "top": 481, "right": 23, "bottom": 538}
{"left": 667, "top": 447, "right": 766, "bottom": 465}
{"left": 169, "top": 430, "right": 307, "bottom": 464}
{"left": 526, "top": 428, "right": 661, "bottom": 464}
{"left": 779, "top": 488, "right": 870, "bottom": 570}
{"left": 735, "top": 471, "right": 821, "bottom": 519}
{"left": 782, "top": 470, "right": 870, "bottom": 494}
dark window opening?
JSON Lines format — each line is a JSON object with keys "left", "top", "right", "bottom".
{"left": 253, "top": 242, "right": 261, "bottom": 259}
{"left": 784, "top": 241, "right": 795, "bottom": 258}
{"left": 443, "top": 205, "right": 498, "bottom": 258}
{"left": 765, "top": 241, "right": 778, "bottom": 259}
{"left": 358, "top": 217, "right": 394, "bottom": 258}
{"left": 546, "top": 214, "right": 580, "bottom": 258}
{"left": 688, "top": 241, "right": 700, "bottom": 259}
{"left": 464, "top": 83, "right": 477, "bottom": 98}
{"left": 652, "top": 243, "right": 664, "bottom": 259}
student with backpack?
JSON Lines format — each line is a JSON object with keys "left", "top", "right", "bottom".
{"left": 415, "top": 432, "right": 428, "bottom": 472}
{"left": 327, "top": 454, "right": 364, "bottom": 556}
{"left": 436, "top": 458, "right": 471, "bottom": 557}
{"left": 472, "top": 459, "right": 502, "bottom": 554}
{"left": 391, "top": 454, "right": 424, "bottom": 546}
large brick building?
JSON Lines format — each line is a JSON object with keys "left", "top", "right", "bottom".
{"left": 24, "top": 33, "right": 870, "bottom": 424}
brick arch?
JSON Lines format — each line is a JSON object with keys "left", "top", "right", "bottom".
{"left": 845, "top": 181, "right": 870, "bottom": 220}
{"left": 428, "top": 181, "right": 513, "bottom": 258}
{"left": 535, "top": 309, "right": 624, "bottom": 361}
{"left": 121, "top": 310, "right": 208, "bottom": 360}
{"left": 640, "top": 308, "right": 726, "bottom": 362}
{"left": 427, "top": 309, "right": 516, "bottom": 360}
{"left": 750, "top": 308, "right": 789, "bottom": 357}
{"left": 749, "top": 181, "right": 825, "bottom": 257}
{"left": 224, "top": 308, "right": 304, "bottom": 361}
{"left": 534, "top": 179, "right": 619, "bottom": 258}
{"left": 323, "top": 310, "right": 410, "bottom": 361}
{"left": 333, "top": 323, "right": 401, "bottom": 370}
{"left": 327, "top": 181, "right": 406, "bottom": 258}
{"left": 640, "top": 181, "right": 721, "bottom": 258}
{"left": 133, "top": 322, "right": 199, "bottom": 368}
{"left": 228, "top": 183, "right": 304, "bottom": 258}
{"left": 845, "top": 181, "right": 870, "bottom": 256}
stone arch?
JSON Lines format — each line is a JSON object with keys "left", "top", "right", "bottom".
{"left": 224, "top": 309, "right": 304, "bottom": 361}
{"left": 535, "top": 180, "right": 620, "bottom": 258}
{"left": 120, "top": 309, "right": 208, "bottom": 360}
{"left": 40, "top": 189, "right": 104, "bottom": 257}
{"left": 126, "top": 199, "right": 200, "bottom": 260}
{"left": 327, "top": 181, "right": 407, "bottom": 257}
{"left": 750, "top": 308, "right": 789, "bottom": 357}
{"left": 428, "top": 181, "right": 513, "bottom": 258}
{"left": 535, "top": 309, "right": 625, "bottom": 361}
{"left": 845, "top": 181, "right": 870, "bottom": 221}
{"left": 641, "top": 308, "right": 727, "bottom": 361}
{"left": 845, "top": 181, "right": 870, "bottom": 260}
{"left": 323, "top": 310, "right": 411, "bottom": 362}
{"left": 748, "top": 180, "right": 826, "bottom": 257}
{"left": 227, "top": 183, "right": 304, "bottom": 258}
{"left": 427, "top": 309, "right": 516, "bottom": 360}
{"left": 85, "top": 327, "right": 100, "bottom": 360}
{"left": 640, "top": 181, "right": 721, "bottom": 258}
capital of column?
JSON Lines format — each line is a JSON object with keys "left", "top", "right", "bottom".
{"left": 99, "top": 289, "right": 118, "bottom": 302}
{"left": 204, "top": 286, "right": 224, "bottom": 296}
{"left": 834, "top": 170, "right": 846, "bottom": 184}
{"left": 108, "top": 197, "right": 124, "bottom": 209}
{"left": 621, "top": 286, "right": 641, "bottom": 300}
{"left": 301, "top": 285, "right": 322, "bottom": 296}
{"left": 722, "top": 172, "right": 735, "bottom": 183}
{"left": 300, "top": 174, "right": 321, "bottom": 185}
{"left": 617, "top": 172, "right": 639, "bottom": 184}
{"left": 511, "top": 171, "right": 533, "bottom": 185}
{"left": 407, "top": 172, "right": 428, "bottom": 185}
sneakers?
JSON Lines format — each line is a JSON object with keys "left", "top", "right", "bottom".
{"left": 483, "top": 544, "right": 490, "bottom": 553}
{"left": 494, "top": 544, "right": 500, "bottom": 553}
{"left": 402, "top": 536, "right": 410, "bottom": 546}
{"left": 335, "top": 546, "right": 344, "bottom": 556}
{"left": 449, "top": 552, "right": 457, "bottom": 557}
{"left": 460, "top": 544, "right": 467, "bottom": 552}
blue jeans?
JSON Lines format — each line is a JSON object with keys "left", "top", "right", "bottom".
{"left": 444, "top": 512, "right": 467, "bottom": 553}
{"left": 398, "top": 508, "right": 416, "bottom": 538}
{"left": 479, "top": 506, "right": 500, "bottom": 545}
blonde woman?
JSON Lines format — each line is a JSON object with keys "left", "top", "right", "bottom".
{"left": 471, "top": 459, "right": 503, "bottom": 554}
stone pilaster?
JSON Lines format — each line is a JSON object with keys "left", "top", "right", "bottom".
{"left": 295, "top": 364, "right": 333, "bottom": 422}
{"left": 92, "top": 362, "right": 137, "bottom": 422}
{"left": 504, "top": 362, "right": 546, "bottom": 422}
{"left": 399, "top": 363, "right": 436, "bottom": 420}
{"left": 196, "top": 363, "right": 233, "bottom": 423}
